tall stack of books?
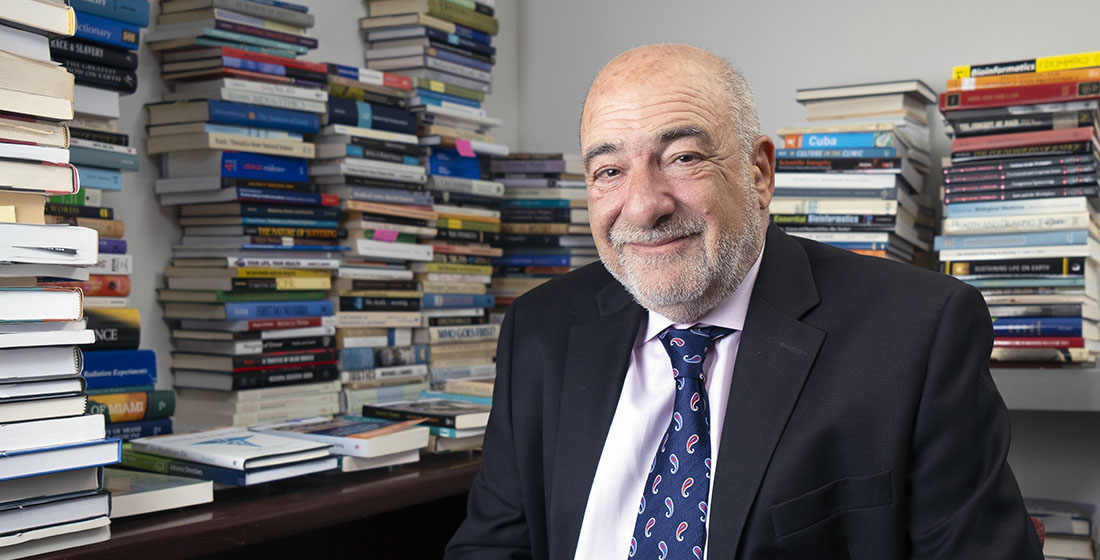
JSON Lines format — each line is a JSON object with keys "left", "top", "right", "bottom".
{"left": 491, "top": 153, "right": 593, "bottom": 312}
{"left": 0, "top": 3, "right": 121, "bottom": 556}
{"left": 145, "top": 1, "right": 347, "bottom": 428}
{"left": 308, "top": 64, "right": 433, "bottom": 415}
{"left": 773, "top": 80, "right": 938, "bottom": 266}
{"left": 359, "top": 0, "right": 504, "bottom": 398}
{"left": 1025, "top": 498, "right": 1098, "bottom": 560}
{"left": 935, "top": 51, "right": 1100, "bottom": 366}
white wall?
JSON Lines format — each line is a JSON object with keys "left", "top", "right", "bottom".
{"left": 510, "top": 0, "right": 1100, "bottom": 507}
{"left": 117, "top": 0, "right": 519, "bottom": 382}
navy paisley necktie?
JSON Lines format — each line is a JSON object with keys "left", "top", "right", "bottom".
{"left": 628, "top": 325, "right": 733, "bottom": 560}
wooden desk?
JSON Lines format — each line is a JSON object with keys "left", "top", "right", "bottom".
{"left": 34, "top": 453, "right": 482, "bottom": 559}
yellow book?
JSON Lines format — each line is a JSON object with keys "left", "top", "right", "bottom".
{"left": 954, "top": 50, "right": 1100, "bottom": 79}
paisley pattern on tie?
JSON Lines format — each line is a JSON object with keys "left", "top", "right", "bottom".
{"left": 628, "top": 325, "right": 733, "bottom": 559}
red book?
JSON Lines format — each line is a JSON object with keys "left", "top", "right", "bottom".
{"left": 993, "top": 337, "right": 1084, "bottom": 348}
{"left": 940, "top": 80, "right": 1100, "bottom": 111}
{"left": 40, "top": 275, "right": 131, "bottom": 297}
{"left": 219, "top": 47, "right": 328, "bottom": 75}
{"left": 952, "top": 127, "right": 1096, "bottom": 152}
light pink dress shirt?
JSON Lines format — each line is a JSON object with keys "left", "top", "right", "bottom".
{"left": 573, "top": 247, "right": 764, "bottom": 560}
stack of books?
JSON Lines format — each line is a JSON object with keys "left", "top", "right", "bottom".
{"left": 251, "top": 415, "right": 429, "bottom": 472}
{"left": 935, "top": 51, "right": 1100, "bottom": 366}
{"left": 83, "top": 349, "right": 171, "bottom": 441}
{"left": 774, "top": 80, "right": 938, "bottom": 265}
{"left": 358, "top": 0, "right": 504, "bottom": 401}
{"left": 144, "top": 1, "right": 348, "bottom": 428}
{"left": 1025, "top": 497, "right": 1098, "bottom": 560}
{"left": 121, "top": 426, "right": 337, "bottom": 486}
{"left": 358, "top": 398, "right": 490, "bottom": 454}
{"left": 492, "top": 152, "right": 593, "bottom": 310}
{"left": 0, "top": 3, "right": 121, "bottom": 555}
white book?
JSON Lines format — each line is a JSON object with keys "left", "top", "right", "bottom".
{"left": 0, "top": 345, "right": 81, "bottom": 382}
{"left": 251, "top": 416, "right": 429, "bottom": 458}
{"left": 178, "top": 392, "right": 338, "bottom": 415}
{"left": 336, "top": 266, "right": 414, "bottom": 281}
{"left": 131, "top": 427, "right": 332, "bottom": 471}
{"left": 69, "top": 137, "right": 138, "bottom": 154}
{"left": 0, "top": 492, "right": 109, "bottom": 541}
{"left": 163, "top": 88, "right": 327, "bottom": 113}
{"left": 413, "top": 324, "right": 500, "bottom": 344}
{"left": 769, "top": 198, "right": 899, "bottom": 215}
{"left": 176, "top": 381, "right": 342, "bottom": 404}
{"left": 0, "top": 223, "right": 98, "bottom": 266}
{"left": 0, "top": 415, "right": 103, "bottom": 453}
{"left": 339, "top": 448, "right": 419, "bottom": 472}
{"left": 420, "top": 135, "right": 509, "bottom": 156}
{"left": 347, "top": 220, "right": 438, "bottom": 238}
{"left": 505, "top": 188, "right": 587, "bottom": 200}
{"left": 353, "top": 239, "right": 433, "bottom": 261}
{"left": 0, "top": 329, "right": 94, "bottom": 349}
{"left": 73, "top": 85, "right": 119, "bottom": 119}
{"left": 0, "top": 516, "right": 110, "bottom": 559}
{"left": 0, "top": 264, "right": 88, "bottom": 281}
{"left": 104, "top": 468, "right": 213, "bottom": 519}
{"left": 420, "top": 104, "right": 502, "bottom": 127}
{"left": 941, "top": 212, "right": 1098, "bottom": 235}
{"left": 0, "top": 468, "right": 100, "bottom": 506}
{"left": 0, "top": 288, "right": 83, "bottom": 322}
{"left": 0, "top": 141, "right": 69, "bottom": 163}
{"left": 788, "top": 231, "right": 892, "bottom": 243}
{"left": 0, "top": 25, "right": 51, "bottom": 62}
{"left": 939, "top": 240, "right": 1100, "bottom": 262}
{"left": 434, "top": 204, "right": 500, "bottom": 220}
{"left": 82, "top": 297, "right": 130, "bottom": 309}
{"left": 0, "top": 439, "right": 119, "bottom": 482}
{"left": 171, "top": 77, "right": 328, "bottom": 102}
{"left": 335, "top": 311, "right": 422, "bottom": 329}
{"left": 774, "top": 172, "right": 900, "bottom": 188}
{"left": 89, "top": 254, "right": 133, "bottom": 275}
{"left": 317, "top": 123, "right": 418, "bottom": 145}
{"left": 427, "top": 175, "right": 504, "bottom": 197}
{"left": 172, "top": 401, "right": 342, "bottom": 428}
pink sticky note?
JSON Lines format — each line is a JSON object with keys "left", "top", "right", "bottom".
{"left": 455, "top": 139, "right": 476, "bottom": 157}
{"left": 374, "top": 229, "right": 399, "bottom": 242}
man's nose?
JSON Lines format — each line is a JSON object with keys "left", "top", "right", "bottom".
{"left": 618, "top": 163, "right": 676, "bottom": 229}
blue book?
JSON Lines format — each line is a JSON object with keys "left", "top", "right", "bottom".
{"left": 249, "top": 0, "right": 309, "bottom": 13}
{"left": 207, "top": 100, "right": 319, "bottom": 134}
{"left": 419, "top": 390, "right": 492, "bottom": 406}
{"left": 239, "top": 243, "right": 350, "bottom": 251}
{"left": 221, "top": 55, "right": 287, "bottom": 77}
{"left": 421, "top": 27, "right": 496, "bottom": 56}
{"left": 412, "top": 89, "right": 481, "bottom": 108}
{"left": 191, "top": 36, "right": 300, "bottom": 58}
{"left": 237, "top": 217, "right": 340, "bottom": 228}
{"left": 106, "top": 418, "right": 172, "bottom": 442}
{"left": 98, "top": 238, "right": 127, "bottom": 254}
{"left": 421, "top": 293, "right": 495, "bottom": 309}
{"left": 217, "top": 152, "right": 309, "bottom": 182}
{"left": 120, "top": 445, "right": 334, "bottom": 486}
{"left": 0, "top": 439, "right": 121, "bottom": 482}
{"left": 452, "top": 23, "right": 491, "bottom": 45}
{"left": 326, "top": 98, "right": 417, "bottom": 134}
{"left": 962, "top": 277, "right": 1086, "bottom": 290}
{"left": 344, "top": 145, "right": 419, "bottom": 166}
{"left": 82, "top": 349, "right": 156, "bottom": 389}
{"left": 217, "top": 186, "right": 336, "bottom": 207}
{"left": 431, "top": 47, "right": 492, "bottom": 73}
{"left": 222, "top": 300, "right": 334, "bottom": 319}
{"left": 783, "top": 132, "right": 895, "bottom": 150}
{"left": 429, "top": 148, "right": 482, "bottom": 179}
{"left": 935, "top": 230, "right": 1091, "bottom": 251}
{"left": 69, "top": 0, "right": 149, "bottom": 27}
{"left": 776, "top": 147, "right": 897, "bottom": 159}
{"left": 75, "top": 165, "right": 122, "bottom": 191}
{"left": 202, "top": 28, "right": 308, "bottom": 55}
{"left": 944, "top": 197, "right": 1093, "bottom": 218}
{"left": 339, "top": 347, "right": 375, "bottom": 371}
{"left": 992, "top": 316, "right": 1082, "bottom": 337}
{"left": 501, "top": 199, "right": 573, "bottom": 208}
{"left": 73, "top": 11, "right": 140, "bottom": 50}
{"left": 493, "top": 255, "right": 584, "bottom": 267}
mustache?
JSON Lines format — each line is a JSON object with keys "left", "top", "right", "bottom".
{"left": 609, "top": 214, "right": 707, "bottom": 247}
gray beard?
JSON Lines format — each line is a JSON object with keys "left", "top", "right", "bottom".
{"left": 601, "top": 191, "right": 765, "bottom": 324}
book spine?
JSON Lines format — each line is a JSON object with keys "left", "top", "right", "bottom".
{"left": 340, "top": 185, "right": 433, "bottom": 206}
{"left": 223, "top": 300, "right": 335, "bottom": 319}
{"left": 73, "top": 11, "right": 140, "bottom": 50}
{"left": 940, "top": 81, "right": 1100, "bottom": 111}
{"left": 422, "top": 27, "right": 494, "bottom": 55}
{"left": 942, "top": 257, "right": 1084, "bottom": 277}
{"left": 945, "top": 154, "right": 1097, "bottom": 175}
{"left": 423, "top": 55, "right": 491, "bottom": 82}
{"left": 489, "top": 159, "right": 566, "bottom": 174}
{"left": 56, "top": 57, "right": 137, "bottom": 93}
{"left": 72, "top": 165, "right": 123, "bottom": 191}
{"left": 770, "top": 214, "right": 896, "bottom": 227}
{"left": 326, "top": 98, "right": 418, "bottom": 134}
{"left": 339, "top": 347, "right": 376, "bottom": 370}
{"left": 69, "top": 145, "right": 140, "bottom": 170}
{"left": 992, "top": 336, "right": 1084, "bottom": 348}
{"left": 782, "top": 131, "right": 895, "bottom": 150}
{"left": 71, "top": 128, "right": 129, "bottom": 146}
{"left": 944, "top": 173, "right": 1097, "bottom": 194}
{"left": 49, "top": 37, "right": 138, "bottom": 70}
{"left": 44, "top": 215, "right": 125, "bottom": 237}
{"left": 220, "top": 45, "right": 325, "bottom": 73}
{"left": 951, "top": 126, "right": 1094, "bottom": 152}
{"left": 428, "top": 47, "right": 492, "bottom": 72}
{"left": 421, "top": 293, "right": 494, "bottom": 309}
{"left": 231, "top": 365, "right": 339, "bottom": 390}
{"left": 942, "top": 213, "right": 1094, "bottom": 235}
{"left": 216, "top": 0, "right": 314, "bottom": 27}
{"left": 772, "top": 187, "right": 897, "bottom": 199}
{"left": 82, "top": 349, "right": 157, "bottom": 390}
{"left": 88, "top": 390, "right": 176, "bottom": 422}
{"left": 945, "top": 163, "right": 1097, "bottom": 184}
{"left": 121, "top": 447, "right": 244, "bottom": 485}
{"left": 951, "top": 142, "right": 1093, "bottom": 163}
{"left": 42, "top": 275, "right": 130, "bottom": 297}
{"left": 340, "top": 297, "right": 421, "bottom": 312}
{"left": 216, "top": 89, "right": 326, "bottom": 113}
{"left": 213, "top": 19, "right": 318, "bottom": 49}
{"left": 775, "top": 158, "right": 901, "bottom": 172}
{"left": 428, "top": 0, "right": 498, "bottom": 35}
{"left": 98, "top": 238, "right": 127, "bottom": 254}
{"left": 423, "top": 324, "right": 500, "bottom": 343}
{"left": 955, "top": 51, "right": 1100, "bottom": 79}
{"left": 949, "top": 110, "right": 1096, "bottom": 138}
{"left": 69, "top": 0, "right": 150, "bottom": 27}
{"left": 230, "top": 350, "right": 338, "bottom": 372}
{"left": 943, "top": 185, "right": 1099, "bottom": 205}
{"left": 106, "top": 418, "right": 172, "bottom": 442}
{"left": 935, "top": 229, "right": 1090, "bottom": 250}
{"left": 90, "top": 254, "right": 133, "bottom": 274}
{"left": 229, "top": 187, "right": 337, "bottom": 207}
{"left": 85, "top": 309, "right": 141, "bottom": 350}
{"left": 214, "top": 151, "right": 309, "bottom": 182}
{"left": 45, "top": 202, "right": 113, "bottom": 219}
{"left": 360, "top": 404, "right": 454, "bottom": 427}
{"left": 207, "top": 100, "right": 319, "bottom": 134}
{"left": 992, "top": 317, "right": 1082, "bottom": 337}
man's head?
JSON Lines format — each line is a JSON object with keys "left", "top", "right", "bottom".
{"left": 580, "top": 44, "right": 776, "bottom": 324}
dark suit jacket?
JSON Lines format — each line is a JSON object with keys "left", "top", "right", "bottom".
{"left": 446, "top": 225, "right": 1043, "bottom": 560}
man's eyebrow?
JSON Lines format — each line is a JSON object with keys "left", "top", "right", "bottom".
{"left": 657, "top": 126, "right": 711, "bottom": 149}
{"left": 582, "top": 142, "right": 620, "bottom": 171}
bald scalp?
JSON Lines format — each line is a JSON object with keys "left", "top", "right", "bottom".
{"left": 581, "top": 44, "right": 760, "bottom": 160}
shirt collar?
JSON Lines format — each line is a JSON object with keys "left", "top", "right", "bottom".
{"left": 638, "top": 239, "right": 766, "bottom": 346}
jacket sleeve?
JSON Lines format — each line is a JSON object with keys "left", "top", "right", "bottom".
{"left": 444, "top": 304, "right": 533, "bottom": 559}
{"left": 907, "top": 283, "right": 1043, "bottom": 559}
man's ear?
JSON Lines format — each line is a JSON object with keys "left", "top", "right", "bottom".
{"left": 751, "top": 135, "right": 776, "bottom": 210}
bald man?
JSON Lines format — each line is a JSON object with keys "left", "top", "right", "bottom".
{"left": 445, "top": 45, "right": 1042, "bottom": 560}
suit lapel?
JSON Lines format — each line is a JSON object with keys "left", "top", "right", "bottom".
{"left": 708, "top": 225, "right": 825, "bottom": 556}
{"left": 548, "top": 278, "right": 643, "bottom": 560}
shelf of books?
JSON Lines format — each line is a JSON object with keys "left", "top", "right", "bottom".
{"left": 0, "top": 2, "right": 124, "bottom": 557}
{"left": 934, "top": 52, "right": 1100, "bottom": 387}
{"left": 772, "top": 80, "right": 938, "bottom": 267}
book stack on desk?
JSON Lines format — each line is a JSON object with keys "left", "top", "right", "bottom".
{"left": 122, "top": 426, "right": 337, "bottom": 486}
{"left": 935, "top": 51, "right": 1100, "bottom": 366}
{"left": 251, "top": 415, "right": 429, "bottom": 472}
{"left": 145, "top": 2, "right": 350, "bottom": 427}
{"left": 491, "top": 153, "right": 594, "bottom": 312}
{"left": 83, "top": 349, "right": 174, "bottom": 441}
{"left": 772, "top": 80, "right": 938, "bottom": 266}
{"left": 0, "top": 5, "right": 121, "bottom": 556}
{"left": 361, "top": 0, "right": 504, "bottom": 391}
{"left": 359, "top": 398, "right": 490, "bottom": 454}
{"left": 1024, "top": 497, "right": 1098, "bottom": 560}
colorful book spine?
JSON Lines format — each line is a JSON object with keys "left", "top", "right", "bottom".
{"left": 418, "top": 390, "right": 492, "bottom": 406}
{"left": 339, "top": 347, "right": 375, "bottom": 370}
{"left": 121, "top": 445, "right": 251, "bottom": 485}
{"left": 326, "top": 98, "right": 417, "bottom": 134}
{"left": 207, "top": 100, "right": 320, "bottom": 134}
{"left": 98, "top": 238, "right": 128, "bottom": 254}
{"left": 782, "top": 132, "right": 895, "bottom": 150}
{"left": 69, "top": 0, "right": 150, "bottom": 27}
{"left": 935, "top": 229, "right": 1090, "bottom": 251}
{"left": 69, "top": 146, "right": 140, "bottom": 170}
{"left": 222, "top": 299, "right": 335, "bottom": 319}
{"left": 940, "top": 81, "right": 1100, "bottom": 111}
{"left": 82, "top": 349, "right": 157, "bottom": 390}
{"left": 106, "top": 418, "right": 172, "bottom": 442}
{"left": 73, "top": 11, "right": 141, "bottom": 50}
{"left": 992, "top": 317, "right": 1083, "bottom": 337}
{"left": 49, "top": 38, "right": 139, "bottom": 70}
{"left": 776, "top": 147, "right": 898, "bottom": 159}
{"left": 74, "top": 165, "right": 123, "bottom": 191}
{"left": 88, "top": 390, "right": 176, "bottom": 423}
{"left": 217, "top": 151, "right": 310, "bottom": 182}
{"left": 421, "top": 293, "right": 495, "bottom": 309}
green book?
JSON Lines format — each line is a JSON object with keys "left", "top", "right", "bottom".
{"left": 413, "top": 77, "right": 484, "bottom": 102}
{"left": 428, "top": 0, "right": 498, "bottom": 35}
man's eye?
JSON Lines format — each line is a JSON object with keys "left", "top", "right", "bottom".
{"left": 597, "top": 168, "right": 620, "bottom": 179}
{"left": 675, "top": 154, "right": 697, "bottom": 163}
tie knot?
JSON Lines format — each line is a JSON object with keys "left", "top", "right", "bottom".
{"left": 658, "top": 325, "right": 734, "bottom": 379}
